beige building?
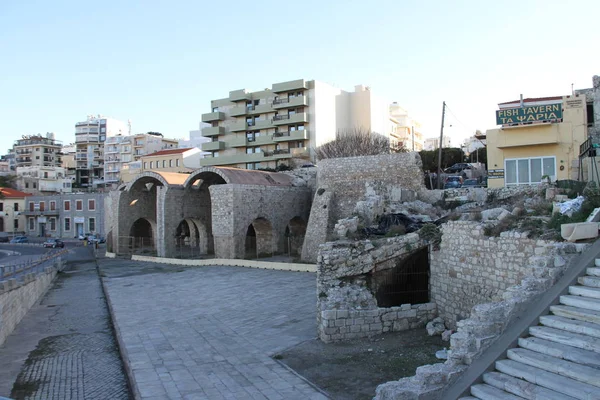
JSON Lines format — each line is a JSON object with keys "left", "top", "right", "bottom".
{"left": 0, "top": 188, "right": 30, "bottom": 235}
{"left": 200, "top": 79, "right": 406, "bottom": 169}
{"left": 13, "top": 133, "right": 62, "bottom": 168}
{"left": 104, "top": 133, "right": 179, "bottom": 185}
{"left": 389, "top": 103, "right": 424, "bottom": 151}
{"left": 141, "top": 148, "right": 203, "bottom": 174}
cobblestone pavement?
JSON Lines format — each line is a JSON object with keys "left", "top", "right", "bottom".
{"left": 100, "top": 258, "right": 328, "bottom": 400}
{"left": 0, "top": 247, "right": 130, "bottom": 399}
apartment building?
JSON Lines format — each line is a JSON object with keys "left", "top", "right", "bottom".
{"left": 390, "top": 103, "right": 424, "bottom": 151}
{"left": 0, "top": 188, "right": 30, "bottom": 235}
{"left": 61, "top": 144, "right": 77, "bottom": 182}
{"left": 104, "top": 133, "right": 179, "bottom": 185}
{"left": 23, "top": 192, "right": 105, "bottom": 238}
{"left": 13, "top": 133, "right": 62, "bottom": 168}
{"left": 74, "top": 115, "right": 128, "bottom": 188}
{"left": 15, "top": 166, "right": 72, "bottom": 194}
{"left": 424, "top": 136, "right": 453, "bottom": 151}
{"left": 199, "top": 79, "right": 399, "bottom": 169}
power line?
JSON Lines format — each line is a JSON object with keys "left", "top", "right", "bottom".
{"left": 444, "top": 104, "right": 475, "bottom": 134}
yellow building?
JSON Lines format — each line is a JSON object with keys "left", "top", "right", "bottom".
{"left": 141, "top": 148, "right": 203, "bottom": 174}
{"left": 486, "top": 94, "right": 588, "bottom": 188}
{"left": 0, "top": 187, "right": 31, "bottom": 235}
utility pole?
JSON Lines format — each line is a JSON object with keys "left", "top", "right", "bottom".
{"left": 437, "top": 101, "right": 446, "bottom": 189}
{"left": 411, "top": 125, "right": 415, "bottom": 151}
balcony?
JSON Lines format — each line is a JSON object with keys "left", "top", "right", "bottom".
{"left": 201, "top": 126, "right": 225, "bottom": 137}
{"left": 229, "top": 89, "right": 251, "bottom": 102}
{"left": 230, "top": 105, "right": 247, "bottom": 117}
{"left": 201, "top": 141, "right": 226, "bottom": 152}
{"left": 272, "top": 96, "right": 308, "bottom": 109}
{"left": 202, "top": 111, "right": 226, "bottom": 123}
{"left": 272, "top": 79, "right": 308, "bottom": 93}
{"left": 248, "top": 119, "right": 275, "bottom": 131}
{"left": 134, "top": 141, "right": 145, "bottom": 147}
{"left": 75, "top": 154, "right": 88, "bottom": 160}
{"left": 230, "top": 121, "right": 248, "bottom": 132}
{"left": 273, "top": 130, "right": 308, "bottom": 142}
{"left": 75, "top": 135, "right": 99, "bottom": 143}
{"left": 272, "top": 112, "right": 307, "bottom": 126}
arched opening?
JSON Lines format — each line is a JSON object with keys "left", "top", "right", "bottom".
{"left": 283, "top": 216, "right": 307, "bottom": 257}
{"left": 106, "top": 230, "right": 113, "bottom": 253}
{"left": 245, "top": 217, "right": 274, "bottom": 259}
{"left": 129, "top": 218, "right": 155, "bottom": 255}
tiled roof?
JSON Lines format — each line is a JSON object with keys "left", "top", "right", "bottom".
{"left": 145, "top": 148, "right": 189, "bottom": 157}
{"left": 0, "top": 187, "right": 32, "bottom": 198}
{"left": 498, "top": 96, "right": 563, "bottom": 105}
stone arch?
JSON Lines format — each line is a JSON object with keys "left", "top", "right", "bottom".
{"left": 284, "top": 216, "right": 307, "bottom": 256}
{"left": 245, "top": 217, "right": 274, "bottom": 258}
{"left": 184, "top": 168, "right": 230, "bottom": 189}
{"left": 129, "top": 217, "right": 156, "bottom": 254}
{"left": 191, "top": 218, "right": 212, "bottom": 255}
{"left": 125, "top": 171, "right": 171, "bottom": 193}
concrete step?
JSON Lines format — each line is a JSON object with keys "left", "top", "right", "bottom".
{"left": 540, "top": 315, "right": 600, "bottom": 339}
{"left": 588, "top": 267, "right": 600, "bottom": 276}
{"left": 507, "top": 348, "right": 600, "bottom": 387}
{"left": 518, "top": 337, "right": 600, "bottom": 368}
{"left": 470, "top": 383, "right": 524, "bottom": 400}
{"left": 495, "top": 359, "right": 600, "bottom": 399}
{"left": 560, "top": 295, "right": 600, "bottom": 312}
{"left": 550, "top": 305, "right": 600, "bottom": 325}
{"left": 529, "top": 325, "right": 600, "bottom": 353}
{"left": 570, "top": 284, "right": 600, "bottom": 299}
{"left": 483, "top": 371, "right": 577, "bottom": 400}
{"left": 579, "top": 275, "right": 600, "bottom": 288}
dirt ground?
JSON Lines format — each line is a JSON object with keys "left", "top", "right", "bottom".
{"left": 275, "top": 328, "right": 446, "bottom": 400}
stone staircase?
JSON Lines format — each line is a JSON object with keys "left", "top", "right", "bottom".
{"left": 460, "top": 263, "right": 600, "bottom": 400}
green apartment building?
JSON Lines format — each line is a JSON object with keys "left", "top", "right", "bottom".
{"left": 200, "top": 79, "right": 396, "bottom": 169}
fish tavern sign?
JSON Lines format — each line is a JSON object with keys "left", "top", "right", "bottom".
{"left": 496, "top": 103, "right": 562, "bottom": 125}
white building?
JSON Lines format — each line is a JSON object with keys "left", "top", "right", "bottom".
{"left": 15, "top": 166, "right": 72, "bottom": 194}
{"left": 389, "top": 103, "right": 424, "bottom": 151}
{"left": 424, "top": 136, "right": 453, "bottom": 151}
{"left": 180, "top": 123, "right": 211, "bottom": 150}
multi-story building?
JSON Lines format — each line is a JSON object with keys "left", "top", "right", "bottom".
{"left": 423, "top": 136, "right": 452, "bottom": 151}
{"left": 389, "top": 103, "right": 424, "bottom": 151}
{"left": 22, "top": 193, "right": 105, "bottom": 238}
{"left": 13, "top": 133, "right": 62, "bottom": 168}
{"left": 199, "top": 79, "right": 400, "bottom": 169}
{"left": 61, "top": 144, "right": 77, "bottom": 182}
{"left": 104, "top": 133, "right": 179, "bottom": 185}
{"left": 1, "top": 152, "right": 15, "bottom": 172}
{"left": 486, "top": 94, "right": 588, "bottom": 188}
{"left": 74, "top": 115, "right": 128, "bottom": 188}
{"left": 0, "top": 188, "right": 30, "bottom": 235}
{"left": 179, "top": 123, "right": 211, "bottom": 150}
{"left": 15, "top": 166, "right": 72, "bottom": 194}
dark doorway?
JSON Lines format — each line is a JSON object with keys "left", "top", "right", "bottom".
{"left": 245, "top": 224, "right": 257, "bottom": 258}
{"left": 369, "top": 246, "right": 429, "bottom": 307}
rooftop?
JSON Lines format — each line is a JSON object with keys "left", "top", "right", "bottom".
{"left": 0, "top": 187, "right": 32, "bottom": 198}
{"left": 144, "top": 148, "right": 189, "bottom": 157}
{"left": 498, "top": 96, "right": 563, "bottom": 106}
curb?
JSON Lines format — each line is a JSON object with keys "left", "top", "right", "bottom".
{"left": 96, "top": 260, "right": 140, "bottom": 400}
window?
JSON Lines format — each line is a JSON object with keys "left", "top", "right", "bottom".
{"left": 76, "top": 200, "right": 83, "bottom": 211}
{"left": 162, "top": 160, "right": 166, "bottom": 168}
{"left": 36, "top": 156, "right": 40, "bottom": 160}
{"left": 25, "top": 182, "right": 29, "bottom": 188}
{"left": 176, "top": 159, "right": 180, "bottom": 167}
{"left": 88, "top": 199, "right": 95, "bottom": 211}
{"left": 212, "top": 151, "right": 219, "bottom": 158}
{"left": 505, "top": 156, "right": 556, "bottom": 186}
{"left": 44, "top": 172, "right": 48, "bottom": 178}
{"left": 144, "top": 162, "right": 147, "bottom": 169}
{"left": 64, "top": 200, "right": 70, "bottom": 211}
{"left": 33, "top": 182, "right": 37, "bottom": 189}
{"left": 14, "top": 219, "right": 18, "bottom": 230}
{"left": 64, "top": 217, "right": 71, "bottom": 231}
{"left": 212, "top": 107, "right": 219, "bottom": 112}
{"left": 150, "top": 161, "right": 154, "bottom": 169}
{"left": 29, "top": 202, "right": 34, "bottom": 211}
{"left": 246, "top": 147, "right": 261, "bottom": 154}
{"left": 13, "top": 203, "right": 18, "bottom": 211}
{"left": 169, "top": 159, "right": 173, "bottom": 167}
{"left": 50, "top": 218, "right": 56, "bottom": 231}
{"left": 50, "top": 201, "right": 56, "bottom": 211}
{"left": 29, "top": 218, "right": 34, "bottom": 230}
{"left": 89, "top": 218, "right": 95, "bottom": 232}
{"left": 40, "top": 201, "right": 45, "bottom": 211}
{"left": 588, "top": 103, "right": 595, "bottom": 127}
{"left": 0, "top": 203, "right": 3, "bottom": 212}
{"left": 212, "top": 136, "right": 218, "bottom": 142}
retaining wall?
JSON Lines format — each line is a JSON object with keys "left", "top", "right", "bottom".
{"left": 130, "top": 255, "right": 316, "bottom": 272}
{"left": 0, "top": 259, "right": 64, "bottom": 346}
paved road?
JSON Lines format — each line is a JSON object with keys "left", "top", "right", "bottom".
{"left": 100, "top": 258, "right": 326, "bottom": 400}
{"left": 0, "top": 246, "right": 130, "bottom": 399}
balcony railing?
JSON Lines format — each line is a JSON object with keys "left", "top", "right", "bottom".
{"left": 272, "top": 115, "right": 290, "bottom": 121}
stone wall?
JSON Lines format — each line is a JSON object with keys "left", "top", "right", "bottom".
{"left": 430, "top": 221, "right": 569, "bottom": 329}
{"left": 317, "top": 233, "right": 436, "bottom": 342}
{"left": 317, "top": 153, "right": 425, "bottom": 223}
{"left": 0, "top": 260, "right": 64, "bottom": 346}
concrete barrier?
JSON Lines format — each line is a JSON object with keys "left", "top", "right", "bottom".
{"left": 130, "top": 255, "right": 316, "bottom": 272}
{"left": 561, "top": 222, "right": 599, "bottom": 242}
{"left": 105, "top": 252, "right": 116, "bottom": 258}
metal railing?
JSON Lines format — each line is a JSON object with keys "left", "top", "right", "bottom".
{"left": 272, "top": 115, "right": 290, "bottom": 121}
{"left": 0, "top": 248, "right": 67, "bottom": 282}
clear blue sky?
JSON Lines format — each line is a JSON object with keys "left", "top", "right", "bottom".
{"left": 1, "top": 0, "right": 599, "bottom": 155}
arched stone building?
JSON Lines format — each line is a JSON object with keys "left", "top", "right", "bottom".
{"left": 105, "top": 167, "right": 312, "bottom": 259}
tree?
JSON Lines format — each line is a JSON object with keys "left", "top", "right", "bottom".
{"left": 418, "top": 148, "right": 464, "bottom": 172}
{"left": 314, "top": 128, "right": 392, "bottom": 160}
{"left": 0, "top": 175, "right": 17, "bottom": 199}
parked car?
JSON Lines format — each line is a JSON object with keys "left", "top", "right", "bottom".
{"left": 444, "top": 176, "right": 463, "bottom": 189}
{"left": 462, "top": 179, "right": 480, "bottom": 188}
{"left": 10, "top": 236, "right": 28, "bottom": 244}
{"left": 444, "top": 163, "right": 472, "bottom": 174}
{"left": 0, "top": 232, "right": 9, "bottom": 243}
{"left": 97, "top": 236, "right": 106, "bottom": 244}
{"left": 87, "top": 235, "right": 99, "bottom": 243}
{"left": 43, "top": 239, "right": 65, "bottom": 248}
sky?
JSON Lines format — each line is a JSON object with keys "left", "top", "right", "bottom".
{"left": 1, "top": 0, "right": 599, "bottom": 155}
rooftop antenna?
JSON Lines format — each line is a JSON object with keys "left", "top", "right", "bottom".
{"left": 128, "top": 119, "right": 132, "bottom": 135}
